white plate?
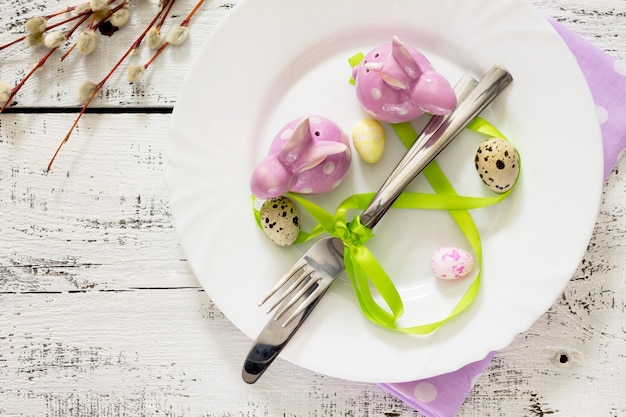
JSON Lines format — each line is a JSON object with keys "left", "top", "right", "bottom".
{"left": 167, "top": 0, "right": 603, "bottom": 382}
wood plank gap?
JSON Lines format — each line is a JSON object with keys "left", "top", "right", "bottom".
{"left": 1, "top": 106, "right": 173, "bottom": 114}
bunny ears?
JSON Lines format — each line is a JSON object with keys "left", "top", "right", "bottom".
{"left": 352, "top": 36, "right": 457, "bottom": 123}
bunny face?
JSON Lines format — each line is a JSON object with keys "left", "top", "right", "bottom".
{"left": 250, "top": 116, "right": 351, "bottom": 199}
{"left": 352, "top": 36, "right": 457, "bottom": 123}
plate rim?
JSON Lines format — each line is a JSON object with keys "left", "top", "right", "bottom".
{"left": 167, "top": 0, "right": 603, "bottom": 382}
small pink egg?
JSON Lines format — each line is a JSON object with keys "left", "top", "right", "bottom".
{"left": 431, "top": 247, "right": 474, "bottom": 280}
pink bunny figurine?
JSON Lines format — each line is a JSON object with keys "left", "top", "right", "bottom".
{"left": 250, "top": 116, "right": 352, "bottom": 199}
{"left": 351, "top": 36, "right": 457, "bottom": 123}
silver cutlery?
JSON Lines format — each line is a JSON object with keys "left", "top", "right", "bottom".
{"left": 243, "top": 65, "right": 512, "bottom": 384}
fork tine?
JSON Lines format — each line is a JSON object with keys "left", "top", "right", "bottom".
{"left": 258, "top": 256, "right": 308, "bottom": 306}
{"left": 264, "top": 266, "right": 311, "bottom": 313}
{"left": 281, "top": 282, "right": 327, "bottom": 327}
{"left": 273, "top": 274, "right": 320, "bottom": 321}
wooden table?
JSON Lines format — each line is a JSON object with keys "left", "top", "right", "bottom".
{"left": 1, "top": 0, "right": 624, "bottom": 415}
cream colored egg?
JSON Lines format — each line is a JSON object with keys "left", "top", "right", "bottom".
{"left": 260, "top": 196, "right": 300, "bottom": 246}
{"left": 351, "top": 118, "right": 386, "bottom": 163}
{"left": 474, "top": 137, "right": 520, "bottom": 193}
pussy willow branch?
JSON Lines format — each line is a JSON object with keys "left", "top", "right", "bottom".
{"left": 0, "top": 0, "right": 120, "bottom": 52}
{"left": 45, "top": 5, "right": 78, "bottom": 20}
{"left": 182, "top": 0, "right": 205, "bottom": 25}
{"left": 142, "top": 0, "right": 205, "bottom": 70}
{"left": 0, "top": 1, "right": 122, "bottom": 106}
{"left": 60, "top": 0, "right": 128, "bottom": 61}
{"left": 157, "top": 0, "right": 177, "bottom": 32}
{"left": 0, "top": 11, "right": 89, "bottom": 52}
{"left": 0, "top": 12, "right": 91, "bottom": 113}
{"left": 47, "top": 0, "right": 174, "bottom": 171}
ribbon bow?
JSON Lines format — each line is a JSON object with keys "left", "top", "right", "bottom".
{"left": 287, "top": 193, "right": 406, "bottom": 328}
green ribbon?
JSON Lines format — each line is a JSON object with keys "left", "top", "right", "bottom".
{"left": 251, "top": 54, "right": 519, "bottom": 333}
{"left": 386, "top": 117, "right": 517, "bottom": 333}
{"left": 252, "top": 116, "right": 519, "bottom": 334}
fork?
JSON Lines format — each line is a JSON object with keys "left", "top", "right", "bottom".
{"left": 242, "top": 65, "right": 512, "bottom": 384}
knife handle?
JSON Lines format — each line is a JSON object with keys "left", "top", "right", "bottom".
{"left": 360, "top": 65, "right": 512, "bottom": 229}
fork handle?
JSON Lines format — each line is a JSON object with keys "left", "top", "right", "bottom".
{"left": 359, "top": 65, "right": 513, "bottom": 229}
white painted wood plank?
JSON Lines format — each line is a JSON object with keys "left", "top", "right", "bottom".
{"left": 0, "top": 290, "right": 414, "bottom": 416}
{"left": 0, "top": 113, "right": 196, "bottom": 291}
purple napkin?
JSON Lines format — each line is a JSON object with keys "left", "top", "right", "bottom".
{"left": 379, "top": 20, "right": 626, "bottom": 417}
{"left": 551, "top": 21, "right": 626, "bottom": 180}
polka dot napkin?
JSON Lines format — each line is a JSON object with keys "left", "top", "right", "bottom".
{"left": 378, "top": 20, "right": 626, "bottom": 417}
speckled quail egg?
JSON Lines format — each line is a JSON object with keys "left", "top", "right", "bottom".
{"left": 474, "top": 137, "right": 520, "bottom": 193}
{"left": 259, "top": 196, "right": 300, "bottom": 246}
{"left": 431, "top": 247, "right": 474, "bottom": 280}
